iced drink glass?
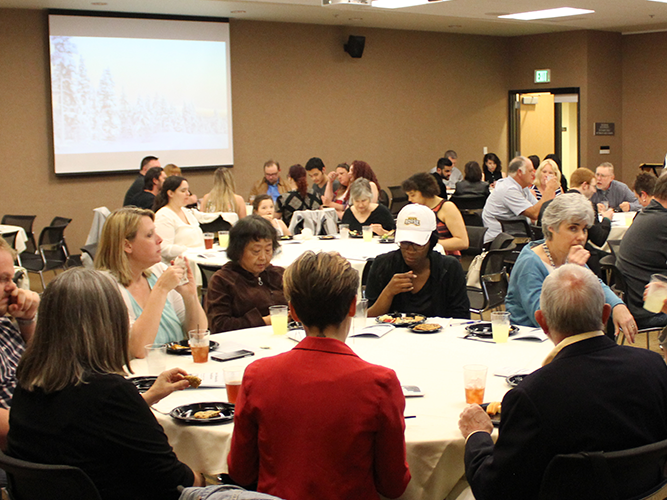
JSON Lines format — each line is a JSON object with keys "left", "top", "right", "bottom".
{"left": 463, "top": 364, "right": 488, "bottom": 404}
{"left": 188, "top": 329, "right": 210, "bottom": 363}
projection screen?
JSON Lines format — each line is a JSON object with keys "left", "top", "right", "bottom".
{"left": 48, "top": 13, "right": 233, "bottom": 175}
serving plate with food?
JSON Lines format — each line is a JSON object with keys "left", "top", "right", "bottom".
{"left": 464, "top": 322, "right": 519, "bottom": 339}
{"left": 170, "top": 402, "right": 235, "bottom": 425}
{"left": 411, "top": 323, "right": 443, "bottom": 334}
{"left": 480, "top": 402, "right": 501, "bottom": 427}
{"left": 376, "top": 312, "right": 426, "bottom": 327}
{"left": 166, "top": 339, "right": 220, "bottom": 356}
{"left": 348, "top": 230, "right": 363, "bottom": 238}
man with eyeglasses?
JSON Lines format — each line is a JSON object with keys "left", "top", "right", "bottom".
{"left": 0, "top": 237, "right": 39, "bottom": 449}
{"left": 590, "top": 162, "right": 641, "bottom": 212}
{"left": 249, "top": 160, "right": 289, "bottom": 203}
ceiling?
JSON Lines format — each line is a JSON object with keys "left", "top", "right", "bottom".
{"left": 2, "top": 0, "right": 667, "bottom": 37}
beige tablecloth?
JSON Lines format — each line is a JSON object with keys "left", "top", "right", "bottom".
{"left": 131, "top": 321, "right": 553, "bottom": 500}
{"left": 0, "top": 224, "right": 28, "bottom": 253}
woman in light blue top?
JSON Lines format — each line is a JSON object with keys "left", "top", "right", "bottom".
{"left": 506, "top": 193, "right": 637, "bottom": 343}
{"left": 95, "top": 207, "right": 208, "bottom": 358}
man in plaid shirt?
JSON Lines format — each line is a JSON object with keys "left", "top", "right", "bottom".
{"left": 0, "top": 238, "right": 39, "bottom": 449}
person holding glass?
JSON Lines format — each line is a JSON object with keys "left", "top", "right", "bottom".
{"left": 95, "top": 207, "right": 207, "bottom": 358}
{"left": 366, "top": 204, "right": 470, "bottom": 319}
{"left": 205, "top": 215, "right": 287, "bottom": 332}
{"left": 7, "top": 268, "right": 205, "bottom": 500}
{"left": 341, "top": 179, "right": 395, "bottom": 236}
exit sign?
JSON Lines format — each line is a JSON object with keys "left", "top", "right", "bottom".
{"left": 535, "top": 69, "right": 551, "bottom": 83}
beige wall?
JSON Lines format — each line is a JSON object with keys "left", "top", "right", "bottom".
{"left": 0, "top": 10, "right": 510, "bottom": 252}
{"left": 622, "top": 32, "right": 667, "bottom": 174}
{"left": 1, "top": 8, "right": 663, "bottom": 255}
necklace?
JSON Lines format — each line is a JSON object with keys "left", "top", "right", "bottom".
{"left": 258, "top": 276, "right": 263, "bottom": 286}
{"left": 542, "top": 243, "right": 566, "bottom": 268}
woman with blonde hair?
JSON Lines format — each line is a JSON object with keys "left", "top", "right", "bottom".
{"left": 201, "top": 167, "right": 247, "bottom": 218}
{"left": 531, "top": 159, "right": 563, "bottom": 201}
{"left": 95, "top": 207, "right": 207, "bottom": 358}
{"left": 7, "top": 267, "right": 204, "bottom": 499}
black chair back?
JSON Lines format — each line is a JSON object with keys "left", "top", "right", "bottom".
{"left": 198, "top": 263, "right": 222, "bottom": 304}
{"left": 462, "top": 226, "right": 487, "bottom": 257}
{"left": 200, "top": 216, "right": 233, "bottom": 234}
{"left": 388, "top": 186, "right": 409, "bottom": 217}
{"left": 80, "top": 243, "right": 98, "bottom": 262}
{"left": 378, "top": 189, "right": 390, "bottom": 207}
{"left": 2, "top": 215, "right": 37, "bottom": 253}
{"left": 50, "top": 217, "right": 72, "bottom": 228}
{"left": 361, "top": 258, "right": 375, "bottom": 287}
{"left": 499, "top": 218, "right": 534, "bottom": 243}
{"left": 449, "top": 194, "right": 487, "bottom": 211}
{"left": 0, "top": 449, "right": 102, "bottom": 500}
{"left": 539, "top": 438, "right": 667, "bottom": 500}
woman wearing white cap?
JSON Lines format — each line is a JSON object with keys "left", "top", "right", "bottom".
{"left": 366, "top": 205, "right": 470, "bottom": 319}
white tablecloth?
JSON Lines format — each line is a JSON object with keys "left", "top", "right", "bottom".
{"left": 131, "top": 321, "right": 553, "bottom": 500}
{"left": 0, "top": 224, "right": 28, "bottom": 253}
{"left": 185, "top": 236, "right": 400, "bottom": 281}
{"left": 600, "top": 211, "right": 636, "bottom": 252}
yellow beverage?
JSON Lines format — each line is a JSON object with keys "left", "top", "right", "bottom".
{"left": 363, "top": 226, "right": 373, "bottom": 242}
{"left": 492, "top": 324, "right": 510, "bottom": 343}
{"left": 271, "top": 314, "right": 288, "bottom": 336}
{"left": 218, "top": 232, "right": 229, "bottom": 248}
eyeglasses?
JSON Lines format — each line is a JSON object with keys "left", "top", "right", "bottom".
{"left": 399, "top": 241, "right": 427, "bottom": 250}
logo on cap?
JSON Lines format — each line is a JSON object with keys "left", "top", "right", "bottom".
{"left": 403, "top": 217, "right": 421, "bottom": 227}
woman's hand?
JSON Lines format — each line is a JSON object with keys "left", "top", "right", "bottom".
{"left": 174, "top": 257, "right": 198, "bottom": 298}
{"left": 612, "top": 304, "right": 637, "bottom": 344}
{"left": 328, "top": 171, "right": 338, "bottom": 182}
{"left": 385, "top": 271, "right": 415, "bottom": 297}
{"left": 153, "top": 265, "right": 184, "bottom": 293}
{"left": 567, "top": 245, "right": 590, "bottom": 266}
{"left": 142, "top": 367, "right": 190, "bottom": 406}
{"left": 370, "top": 223, "right": 388, "bottom": 236}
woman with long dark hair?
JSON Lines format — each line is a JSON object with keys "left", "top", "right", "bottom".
{"left": 276, "top": 164, "right": 322, "bottom": 227}
{"left": 153, "top": 176, "right": 204, "bottom": 263}
{"left": 482, "top": 153, "right": 503, "bottom": 187}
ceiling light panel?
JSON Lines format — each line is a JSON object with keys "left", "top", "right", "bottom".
{"left": 499, "top": 7, "right": 595, "bottom": 21}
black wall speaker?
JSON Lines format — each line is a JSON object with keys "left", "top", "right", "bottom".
{"left": 344, "top": 36, "right": 365, "bottom": 58}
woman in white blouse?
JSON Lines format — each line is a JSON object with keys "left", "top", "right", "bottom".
{"left": 153, "top": 176, "right": 204, "bottom": 263}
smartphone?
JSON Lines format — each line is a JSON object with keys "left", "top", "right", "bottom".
{"left": 211, "top": 349, "right": 254, "bottom": 362}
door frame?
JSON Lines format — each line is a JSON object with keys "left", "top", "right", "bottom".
{"left": 508, "top": 87, "right": 580, "bottom": 167}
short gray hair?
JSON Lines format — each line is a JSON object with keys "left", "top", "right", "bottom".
{"left": 597, "top": 162, "right": 614, "bottom": 175}
{"left": 349, "top": 178, "right": 372, "bottom": 203}
{"left": 541, "top": 193, "right": 594, "bottom": 241}
{"left": 540, "top": 264, "right": 605, "bottom": 335}
{"left": 507, "top": 156, "right": 530, "bottom": 176}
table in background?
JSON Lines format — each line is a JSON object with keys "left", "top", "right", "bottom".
{"left": 132, "top": 321, "right": 552, "bottom": 500}
{"left": 600, "top": 211, "right": 636, "bottom": 252}
{"left": 0, "top": 224, "right": 28, "bottom": 253}
{"left": 185, "top": 235, "right": 400, "bottom": 279}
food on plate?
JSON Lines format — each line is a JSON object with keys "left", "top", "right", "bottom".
{"left": 412, "top": 323, "right": 441, "bottom": 332}
{"left": 377, "top": 314, "right": 426, "bottom": 325}
{"left": 184, "top": 375, "right": 202, "bottom": 388}
{"left": 168, "top": 342, "right": 189, "bottom": 350}
{"left": 193, "top": 409, "right": 221, "bottom": 419}
{"left": 485, "top": 401, "right": 502, "bottom": 416}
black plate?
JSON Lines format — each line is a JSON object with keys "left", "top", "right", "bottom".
{"left": 170, "top": 402, "right": 235, "bottom": 425}
{"left": 279, "top": 235, "right": 293, "bottom": 241}
{"left": 166, "top": 340, "right": 220, "bottom": 356}
{"left": 348, "top": 231, "right": 363, "bottom": 238}
{"left": 465, "top": 322, "right": 519, "bottom": 339}
{"left": 376, "top": 312, "right": 427, "bottom": 327}
{"left": 128, "top": 376, "right": 157, "bottom": 393}
{"left": 379, "top": 238, "right": 395, "bottom": 244}
{"left": 318, "top": 235, "right": 336, "bottom": 240}
{"left": 480, "top": 403, "right": 501, "bottom": 427}
{"left": 411, "top": 323, "right": 442, "bottom": 334}
{"left": 506, "top": 374, "right": 529, "bottom": 387}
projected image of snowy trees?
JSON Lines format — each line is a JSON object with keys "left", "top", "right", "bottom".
{"left": 50, "top": 36, "right": 229, "bottom": 154}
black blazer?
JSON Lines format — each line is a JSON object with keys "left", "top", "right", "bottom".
{"left": 465, "top": 335, "right": 667, "bottom": 500}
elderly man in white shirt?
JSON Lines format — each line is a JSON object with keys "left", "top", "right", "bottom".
{"left": 482, "top": 156, "right": 559, "bottom": 244}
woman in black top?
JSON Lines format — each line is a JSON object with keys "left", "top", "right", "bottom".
{"left": 7, "top": 268, "right": 204, "bottom": 500}
{"left": 276, "top": 164, "right": 322, "bottom": 227}
{"left": 341, "top": 178, "right": 395, "bottom": 235}
{"left": 454, "top": 161, "right": 490, "bottom": 198}
{"left": 482, "top": 153, "right": 503, "bottom": 187}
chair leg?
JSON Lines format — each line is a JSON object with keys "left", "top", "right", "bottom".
{"left": 38, "top": 271, "right": 45, "bottom": 290}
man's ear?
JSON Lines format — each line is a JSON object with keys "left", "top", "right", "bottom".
{"left": 288, "top": 302, "right": 299, "bottom": 323}
{"left": 535, "top": 310, "right": 549, "bottom": 334}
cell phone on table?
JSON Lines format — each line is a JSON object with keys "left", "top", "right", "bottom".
{"left": 210, "top": 349, "right": 254, "bottom": 362}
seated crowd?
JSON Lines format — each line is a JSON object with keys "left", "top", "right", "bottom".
{"left": 0, "top": 149, "right": 663, "bottom": 500}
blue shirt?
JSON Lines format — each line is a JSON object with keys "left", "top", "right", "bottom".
{"left": 482, "top": 176, "right": 537, "bottom": 244}
{"left": 267, "top": 183, "right": 281, "bottom": 203}
{"left": 127, "top": 273, "right": 184, "bottom": 344}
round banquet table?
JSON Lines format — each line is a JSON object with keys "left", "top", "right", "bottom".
{"left": 130, "top": 319, "right": 553, "bottom": 500}
{"left": 184, "top": 234, "right": 405, "bottom": 282}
